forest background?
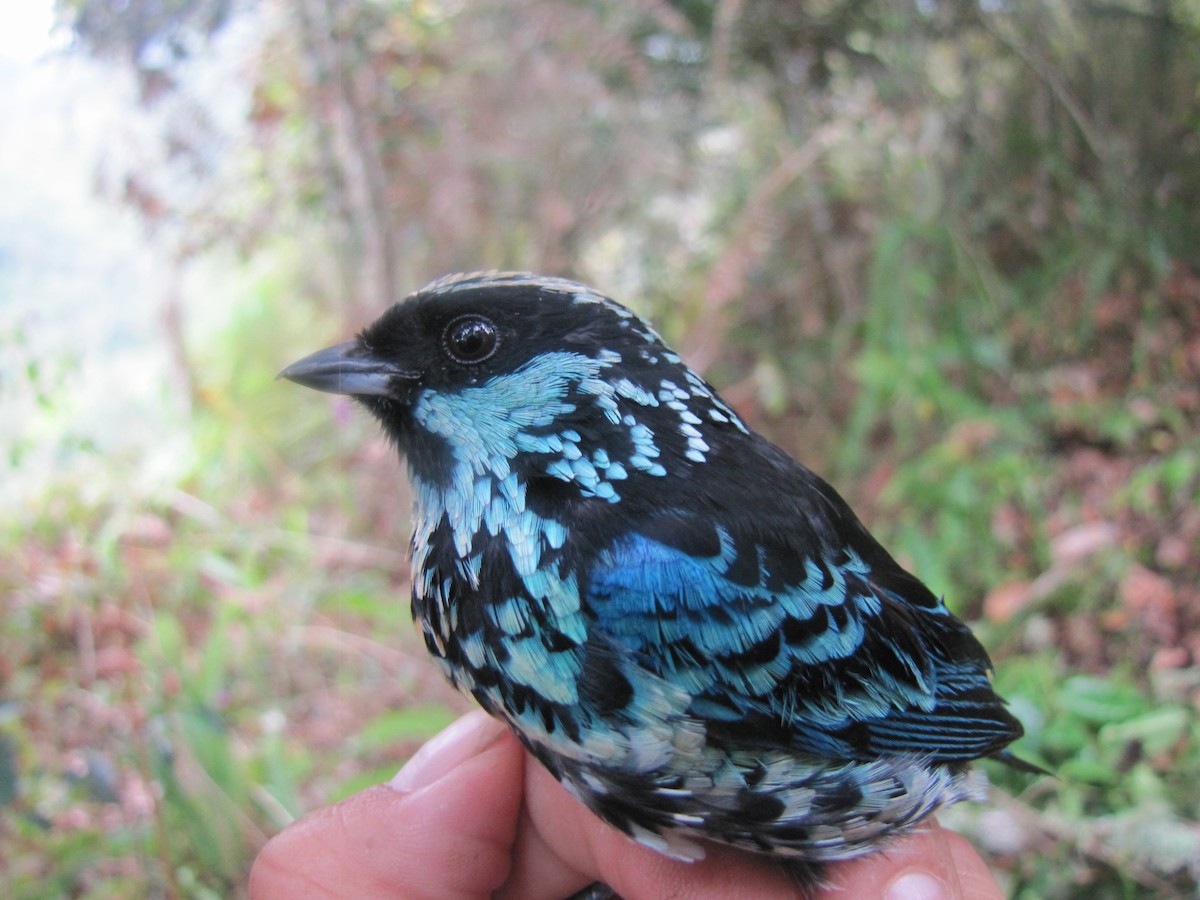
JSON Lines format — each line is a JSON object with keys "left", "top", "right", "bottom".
{"left": 2, "top": 1, "right": 1199, "bottom": 897}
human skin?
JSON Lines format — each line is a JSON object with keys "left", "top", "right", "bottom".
{"left": 249, "top": 711, "right": 1005, "bottom": 900}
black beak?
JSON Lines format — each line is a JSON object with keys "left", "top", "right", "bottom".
{"left": 278, "top": 341, "right": 409, "bottom": 397}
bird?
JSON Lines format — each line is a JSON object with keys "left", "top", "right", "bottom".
{"left": 280, "top": 271, "right": 1031, "bottom": 892}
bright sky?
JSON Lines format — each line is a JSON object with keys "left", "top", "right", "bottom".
{"left": 0, "top": 0, "right": 191, "bottom": 507}
{"left": 0, "top": 0, "right": 58, "bottom": 61}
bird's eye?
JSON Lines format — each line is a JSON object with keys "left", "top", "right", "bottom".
{"left": 443, "top": 315, "right": 499, "bottom": 364}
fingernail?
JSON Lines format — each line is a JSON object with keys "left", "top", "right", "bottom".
{"left": 885, "top": 872, "right": 949, "bottom": 900}
{"left": 388, "top": 711, "right": 506, "bottom": 792}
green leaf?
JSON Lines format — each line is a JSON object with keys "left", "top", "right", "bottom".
{"left": 357, "top": 706, "right": 458, "bottom": 751}
{"left": 1059, "top": 676, "right": 1151, "bottom": 726}
{"left": 0, "top": 732, "right": 18, "bottom": 807}
{"left": 1098, "top": 707, "right": 1190, "bottom": 757}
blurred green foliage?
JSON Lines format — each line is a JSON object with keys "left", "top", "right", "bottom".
{"left": 3, "top": 0, "right": 1198, "bottom": 896}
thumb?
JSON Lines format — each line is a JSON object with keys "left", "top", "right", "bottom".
{"left": 819, "top": 820, "right": 1004, "bottom": 900}
{"left": 249, "top": 712, "right": 523, "bottom": 900}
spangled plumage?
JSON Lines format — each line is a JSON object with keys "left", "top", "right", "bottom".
{"left": 281, "top": 272, "right": 1029, "bottom": 885}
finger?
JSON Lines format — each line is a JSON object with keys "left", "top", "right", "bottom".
{"left": 249, "top": 712, "right": 523, "bottom": 900}
{"left": 500, "top": 750, "right": 803, "bottom": 900}
{"left": 819, "top": 819, "right": 1004, "bottom": 900}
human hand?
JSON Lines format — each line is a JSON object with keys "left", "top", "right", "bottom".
{"left": 249, "top": 712, "right": 1005, "bottom": 900}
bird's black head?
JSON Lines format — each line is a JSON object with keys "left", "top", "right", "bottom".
{"left": 280, "top": 272, "right": 747, "bottom": 496}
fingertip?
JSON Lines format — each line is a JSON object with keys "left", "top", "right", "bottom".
{"left": 883, "top": 870, "right": 952, "bottom": 900}
{"left": 249, "top": 786, "right": 404, "bottom": 900}
{"left": 251, "top": 717, "right": 526, "bottom": 900}
{"left": 390, "top": 710, "right": 508, "bottom": 792}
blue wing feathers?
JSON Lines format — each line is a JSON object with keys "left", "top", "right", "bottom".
{"left": 585, "top": 514, "right": 1021, "bottom": 763}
